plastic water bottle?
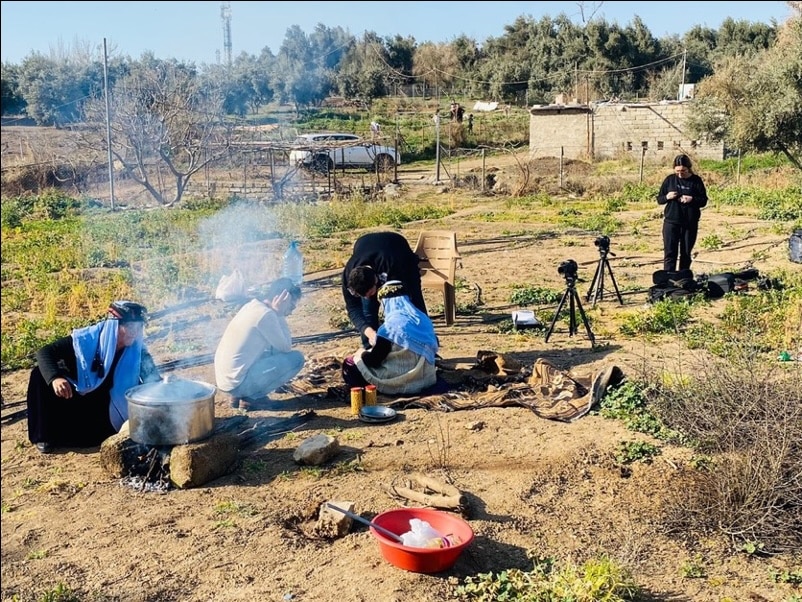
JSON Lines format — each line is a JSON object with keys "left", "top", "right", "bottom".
{"left": 282, "top": 240, "right": 304, "bottom": 286}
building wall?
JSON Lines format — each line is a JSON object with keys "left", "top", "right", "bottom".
{"left": 528, "top": 109, "right": 591, "bottom": 160}
{"left": 529, "top": 102, "right": 724, "bottom": 163}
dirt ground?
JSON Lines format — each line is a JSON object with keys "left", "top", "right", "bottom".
{"left": 1, "top": 154, "right": 800, "bottom": 602}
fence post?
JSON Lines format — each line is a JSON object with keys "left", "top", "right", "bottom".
{"left": 434, "top": 114, "right": 442, "bottom": 184}
{"left": 481, "top": 149, "right": 486, "bottom": 192}
{"left": 559, "top": 146, "right": 564, "bottom": 188}
{"left": 639, "top": 147, "right": 646, "bottom": 183}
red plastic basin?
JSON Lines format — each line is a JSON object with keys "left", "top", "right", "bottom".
{"left": 369, "top": 507, "right": 474, "bottom": 573}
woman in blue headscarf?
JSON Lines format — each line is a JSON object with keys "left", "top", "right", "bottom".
{"left": 343, "top": 281, "right": 438, "bottom": 395}
{"left": 26, "top": 301, "right": 161, "bottom": 454}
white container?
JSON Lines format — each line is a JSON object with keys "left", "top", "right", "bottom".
{"left": 282, "top": 240, "right": 304, "bottom": 286}
{"left": 512, "top": 310, "right": 540, "bottom": 329}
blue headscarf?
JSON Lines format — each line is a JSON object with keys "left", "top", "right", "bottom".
{"left": 70, "top": 315, "right": 144, "bottom": 431}
{"left": 376, "top": 281, "right": 438, "bottom": 364}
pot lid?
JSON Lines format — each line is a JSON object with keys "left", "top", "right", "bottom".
{"left": 126, "top": 378, "right": 216, "bottom": 404}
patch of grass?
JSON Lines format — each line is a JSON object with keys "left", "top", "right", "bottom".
{"left": 509, "top": 286, "right": 562, "bottom": 306}
{"left": 699, "top": 233, "right": 724, "bottom": 250}
{"left": 596, "top": 380, "right": 680, "bottom": 441}
{"left": 614, "top": 440, "right": 661, "bottom": 464}
{"left": 455, "top": 551, "right": 640, "bottom": 601}
{"left": 618, "top": 298, "right": 695, "bottom": 336}
{"left": 213, "top": 500, "right": 258, "bottom": 517}
{"left": 680, "top": 554, "right": 707, "bottom": 578}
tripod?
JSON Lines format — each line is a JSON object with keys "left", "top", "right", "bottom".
{"left": 586, "top": 247, "right": 623, "bottom": 306}
{"left": 545, "top": 275, "right": 596, "bottom": 346}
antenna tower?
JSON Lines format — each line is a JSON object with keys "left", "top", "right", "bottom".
{"left": 221, "top": 2, "right": 232, "bottom": 67}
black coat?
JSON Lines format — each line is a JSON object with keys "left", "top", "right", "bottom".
{"left": 341, "top": 232, "right": 426, "bottom": 335}
{"left": 657, "top": 173, "right": 708, "bottom": 224}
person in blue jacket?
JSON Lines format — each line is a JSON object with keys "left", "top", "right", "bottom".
{"left": 657, "top": 154, "right": 708, "bottom": 272}
{"left": 26, "top": 301, "right": 161, "bottom": 454}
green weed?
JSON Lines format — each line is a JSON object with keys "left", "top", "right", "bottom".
{"left": 615, "top": 440, "right": 661, "bottom": 464}
{"left": 680, "top": 554, "right": 706, "bottom": 578}
{"left": 455, "top": 551, "right": 640, "bottom": 601}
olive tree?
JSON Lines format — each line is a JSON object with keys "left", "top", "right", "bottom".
{"left": 687, "top": 11, "right": 802, "bottom": 169}
{"left": 81, "top": 57, "right": 234, "bottom": 206}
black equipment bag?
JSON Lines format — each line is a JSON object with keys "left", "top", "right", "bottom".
{"left": 652, "top": 269, "right": 694, "bottom": 286}
{"left": 706, "top": 273, "right": 735, "bottom": 298}
{"left": 648, "top": 269, "right": 700, "bottom": 303}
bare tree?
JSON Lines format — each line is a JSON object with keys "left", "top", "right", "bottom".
{"left": 82, "top": 60, "right": 233, "bottom": 206}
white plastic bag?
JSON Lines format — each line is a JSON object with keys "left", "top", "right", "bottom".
{"left": 400, "top": 518, "right": 444, "bottom": 548}
{"left": 215, "top": 269, "right": 246, "bottom": 302}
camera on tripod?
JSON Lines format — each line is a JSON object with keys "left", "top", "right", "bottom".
{"left": 557, "top": 259, "right": 579, "bottom": 281}
{"left": 594, "top": 235, "right": 611, "bottom": 251}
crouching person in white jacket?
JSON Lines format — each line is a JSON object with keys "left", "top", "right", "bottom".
{"left": 214, "top": 278, "right": 304, "bottom": 411}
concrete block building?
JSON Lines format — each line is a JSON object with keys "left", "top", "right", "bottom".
{"left": 528, "top": 101, "right": 724, "bottom": 163}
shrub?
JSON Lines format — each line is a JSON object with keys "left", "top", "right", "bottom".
{"left": 648, "top": 350, "right": 802, "bottom": 553}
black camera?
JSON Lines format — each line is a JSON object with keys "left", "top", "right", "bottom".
{"left": 594, "top": 235, "right": 610, "bottom": 250}
{"left": 557, "top": 259, "right": 579, "bottom": 279}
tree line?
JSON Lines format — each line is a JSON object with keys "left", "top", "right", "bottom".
{"left": 0, "top": 12, "right": 783, "bottom": 123}
{"left": 1, "top": 6, "right": 799, "bottom": 207}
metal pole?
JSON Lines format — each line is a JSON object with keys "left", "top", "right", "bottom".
{"left": 434, "top": 113, "right": 442, "bottom": 184}
{"left": 559, "top": 146, "right": 564, "bottom": 188}
{"left": 678, "top": 48, "right": 687, "bottom": 101}
{"left": 103, "top": 38, "right": 115, "bottom": 210}
{"left": 640, "top": 147, "right": 646, "bottom": 183}
{"left": 481, "top": 149, "right": 486, "bottom": 192}
{"left": 394, "top": 113, "right": 399, "bottom": 184}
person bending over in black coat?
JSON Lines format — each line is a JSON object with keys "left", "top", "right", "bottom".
{"left": 341, "top": 231, "right": 427, "bottom": 348}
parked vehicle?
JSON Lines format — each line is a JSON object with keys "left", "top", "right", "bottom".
{"left": 289, "top": 132, "right": 400, "bottom": 173}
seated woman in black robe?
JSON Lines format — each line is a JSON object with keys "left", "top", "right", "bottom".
{"left": 26, "top": 301, "right": 161, "bottom": 454}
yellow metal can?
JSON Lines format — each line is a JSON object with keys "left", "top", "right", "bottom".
{"left": 350, "top": 387, "right": 363, "bottom": 415}
{"left": 364, "top": 385, "right": 377, "bottom": 406}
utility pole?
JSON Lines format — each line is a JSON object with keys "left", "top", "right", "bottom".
{"left": 678, "top": 48, "right": 687, "bottom": 101}
{"left": 103, "top": 38, "right": 115, "bottom": 210}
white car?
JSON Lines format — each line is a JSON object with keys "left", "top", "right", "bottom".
{"left": 289, "top": 132, "right": 400, "bottom": 173}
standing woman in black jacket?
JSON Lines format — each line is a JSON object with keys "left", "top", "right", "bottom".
{"left": 657, "top": 154, "right": 708, "bottom": 272}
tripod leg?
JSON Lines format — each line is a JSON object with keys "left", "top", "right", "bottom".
{"left": 572, "top": 290, "right": 596, "bottom": 346}
{"left": 568, "top": 288, "right": 578, "bottom": 335}
{"left": 604, "top": 259, "right": 624, "bottom": 304}
{"left": 585, "top": 262, "right": 600, "bottom": 303}
{"left": 544, "top": 288, "right": 570, "bottom": 343}
{"left": 594, "top": 261, "right": 605, "bottom": 305}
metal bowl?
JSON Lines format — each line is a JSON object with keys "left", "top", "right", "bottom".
{"left": 358, "top": 405, "right": 398, "bottom": 424}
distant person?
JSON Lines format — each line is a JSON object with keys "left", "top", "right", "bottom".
{"left": 450, "top": 102, "right": 464, "bottom": 122}
{"left": 370, "top": 120, "right": 381, "bottom": 139}
{"left": 26, "top": 301, "right": 161, "bottom": 454}
{"left": 342, "top": 231, "right": 427, "bottom": 349}
{"left": 342, "top": 281, "right": 438, "bottom": 395}
{"left": 657, "top": 154, "right": 708, "bottom": 272}
{"left": 467, "top": 113, "right": 474, "bottom": 133}
{"left": 214, "top": 278, "right": 304, "bottom": 411}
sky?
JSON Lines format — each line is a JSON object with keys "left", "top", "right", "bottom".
{"left": 1, "top": 1, "right": 792, "bottom": 66}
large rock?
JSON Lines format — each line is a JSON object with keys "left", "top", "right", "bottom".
{"left": 293, "top": 433, "right": 340, "bottom": 466}
{"left": 99, "top": 429, "right": 240, "bottom": 489}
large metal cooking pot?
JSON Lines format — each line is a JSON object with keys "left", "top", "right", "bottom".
{"left": 126, "top": 377, "right": 216, "bottom": 446}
